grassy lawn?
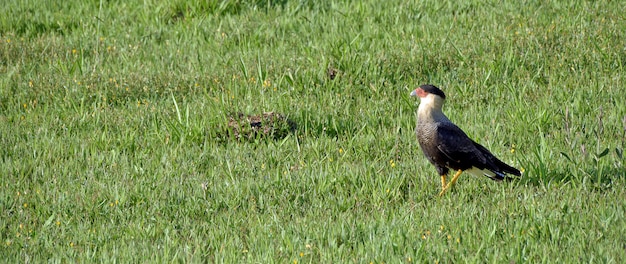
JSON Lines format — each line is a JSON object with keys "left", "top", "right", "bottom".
{"left": 1, "top": 0, "right": 625, "bottom": 262}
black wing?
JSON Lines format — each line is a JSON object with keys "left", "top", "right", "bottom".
{"left": 435, "top": 122, "right": 489, "bottom": 171}
{"left": 435, "top": 122, "right": 520, "bottom": 178}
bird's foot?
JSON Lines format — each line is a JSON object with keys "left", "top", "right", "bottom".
{"left": 438, "top": 170, "right": 463, "bottom": 196}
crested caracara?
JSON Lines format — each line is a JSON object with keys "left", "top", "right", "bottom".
{"left": 411, "top": 84, "right": 521, "bottom": 196}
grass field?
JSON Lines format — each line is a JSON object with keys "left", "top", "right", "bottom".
{"left": 1, "top": 0, "right": 625, "bottom": 262}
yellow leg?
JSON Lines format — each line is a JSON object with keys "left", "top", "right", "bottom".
{"left": 447, "top": 169, "right": 463, "bottom": 189}
{"left": 439, "top": 170, "right": 464, "bottom": 196}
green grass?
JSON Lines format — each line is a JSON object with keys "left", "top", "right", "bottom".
{"left": 2, "top": 0, "right": 625, "bottom": 262}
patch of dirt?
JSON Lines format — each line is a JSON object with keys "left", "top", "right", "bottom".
{"left": 327, "top": 66, "right": 338, "bottom": 80}
{"left": 225, "top": 112, "right": 296, "bottom": 141}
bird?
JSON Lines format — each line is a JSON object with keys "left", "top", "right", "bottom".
{"left": 410, "top": 84, "right": 521, "bottom": 196}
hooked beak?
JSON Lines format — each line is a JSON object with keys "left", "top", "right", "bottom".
{"left": 410, "top": 89, "right": 417, "bottom": 97}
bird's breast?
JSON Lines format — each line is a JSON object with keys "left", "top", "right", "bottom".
{"left": 415, "top": 123, "right": 439, "bottom": 154}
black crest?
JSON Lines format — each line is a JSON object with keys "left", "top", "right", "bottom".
{"left": 419, "top": 84, "right": 446, "bottom": 99}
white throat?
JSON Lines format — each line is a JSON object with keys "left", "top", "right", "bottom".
{"left": 417, "top": 94, "right": 448, "bottom": 121}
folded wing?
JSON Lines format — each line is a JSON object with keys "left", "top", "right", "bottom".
{"left": 435, "top": 123, "right": 520, "bottom": 180}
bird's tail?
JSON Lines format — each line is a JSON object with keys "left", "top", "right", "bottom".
{"left": 494, "top": 158, "right": 522, "bottom": 177}
{"left": 472, "top": 141, "right": 522, "bottom": 178}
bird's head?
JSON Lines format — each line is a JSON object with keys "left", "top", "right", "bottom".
{"left": 410, "top": 84, "right": 446, "bottom": 109}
